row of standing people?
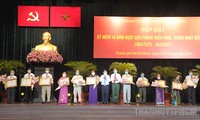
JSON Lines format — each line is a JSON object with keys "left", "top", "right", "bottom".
{"left": 0, "top": 68, "right": 53, "bottom": 104}
{"left": 59, "top": 68, "right": 199, "bottom": 105}
{"left": 0, "top": 68, "right": 143, "bottom": 104}
{"left": 70, "top": 68, "right": 135, "bottom": 104}
{"left": 0, "top": 68, "right": 198, "bottom": 105}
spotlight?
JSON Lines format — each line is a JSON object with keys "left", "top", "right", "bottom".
{"left": 68, "top": 93, "right": 71, "bottom": 97}
{"left": 136, "top": 93, "right": 140, "bottom": 103}
{"left": 21, "top": 92, "right": 25, "bottom": 96}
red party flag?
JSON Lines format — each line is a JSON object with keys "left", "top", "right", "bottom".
{"left": 50, "top": 6, "right": 81, "bottom": 27}
{"left": 18, "top": 6, "right": 49, "bottom": 27}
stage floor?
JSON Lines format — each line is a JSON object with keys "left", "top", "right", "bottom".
{"left": 0, "top": 103, "right": 200, "bottom": 120}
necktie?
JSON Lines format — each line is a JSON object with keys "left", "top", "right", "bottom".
{"left": 114, "top": 74, "right": 117, "bottom": 83}
{"left": 104, "top": 75, "right": 106, "bottom": 86}
{"left": 46, "top": 73, "right": 48, "bottom": 78}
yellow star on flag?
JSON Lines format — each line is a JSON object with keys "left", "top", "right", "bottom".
{"left": 61, "top": 14, "right": 70, "bottom": 21}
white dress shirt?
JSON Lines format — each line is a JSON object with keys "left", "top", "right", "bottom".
{"left": 71, "top": 75, "right": 84, "bottom": 87}
{"left": 41, "top": 73, "right": 53, "bottom": 84}
{"left": 111, "top": 73, "right": 121, "bottom": 83}
{"left": 100, "top": 74, "right": 111, "bottom": 86}
{"left": 7, "top": 75, "right": 17, "bottom": 80}
{"left": 6, "top": 75, "right": 17, "bottom": 88}
{"left": 24, "top": 73, "right": 35, "bottom": 79}
{"left": 185, "top": 75, "right": 199, "bottom": 88}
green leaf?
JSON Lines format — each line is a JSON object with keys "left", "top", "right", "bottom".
{"left": 64, "top": 61, "right": 97, "bottom": 78}
{"left": 108, "top": 62, "right": 137, "bottom": 77}
{"left": 0, "top": 60, "right": 25, "bottom": 75}
{"left": 150, "top": 66, "right": 181, "bottom": 81}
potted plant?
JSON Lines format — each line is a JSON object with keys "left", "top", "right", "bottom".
{"left": 195, "top": 65, "right": 200, "bottom": 75}
{"left": 109, "top": 62, "right": 137, "bottom": 77}
{"left": 0, "top": 60, "right": 25, "bottom": 74}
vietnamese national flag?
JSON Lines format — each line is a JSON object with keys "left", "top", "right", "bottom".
{"left": 50, "top": 6, "right": 81, "bottom": 27}
{"left": 18, "top": 6, "right": 49, "bottom": 27}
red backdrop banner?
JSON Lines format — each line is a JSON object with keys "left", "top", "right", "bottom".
{"left": 94, "top": 16, "right": 200, "bottom": 59}
{"left": 18, "top": 6, "right": 49, "bottom": 27}
{"left": 50, "top": 6, "right": 81, "bottom": 27}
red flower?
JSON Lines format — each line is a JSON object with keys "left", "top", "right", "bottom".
{"left": 26, "top": 50, "right": 63, "bottom": 63}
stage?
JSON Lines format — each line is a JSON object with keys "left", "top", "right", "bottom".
{"left": 0, "top": 103, "right": 200, "bottom": 120}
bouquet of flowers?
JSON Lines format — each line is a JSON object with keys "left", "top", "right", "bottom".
{"left": 26, "top": 50, "right": 63, "bottom": 63}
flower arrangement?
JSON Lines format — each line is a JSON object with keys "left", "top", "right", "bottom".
{"left": 26, "top": 50, "right": 63, "bottom": 63}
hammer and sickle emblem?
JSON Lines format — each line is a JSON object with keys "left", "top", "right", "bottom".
{"left": 27, "top": 11, "right": 39, "bottom": 22}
